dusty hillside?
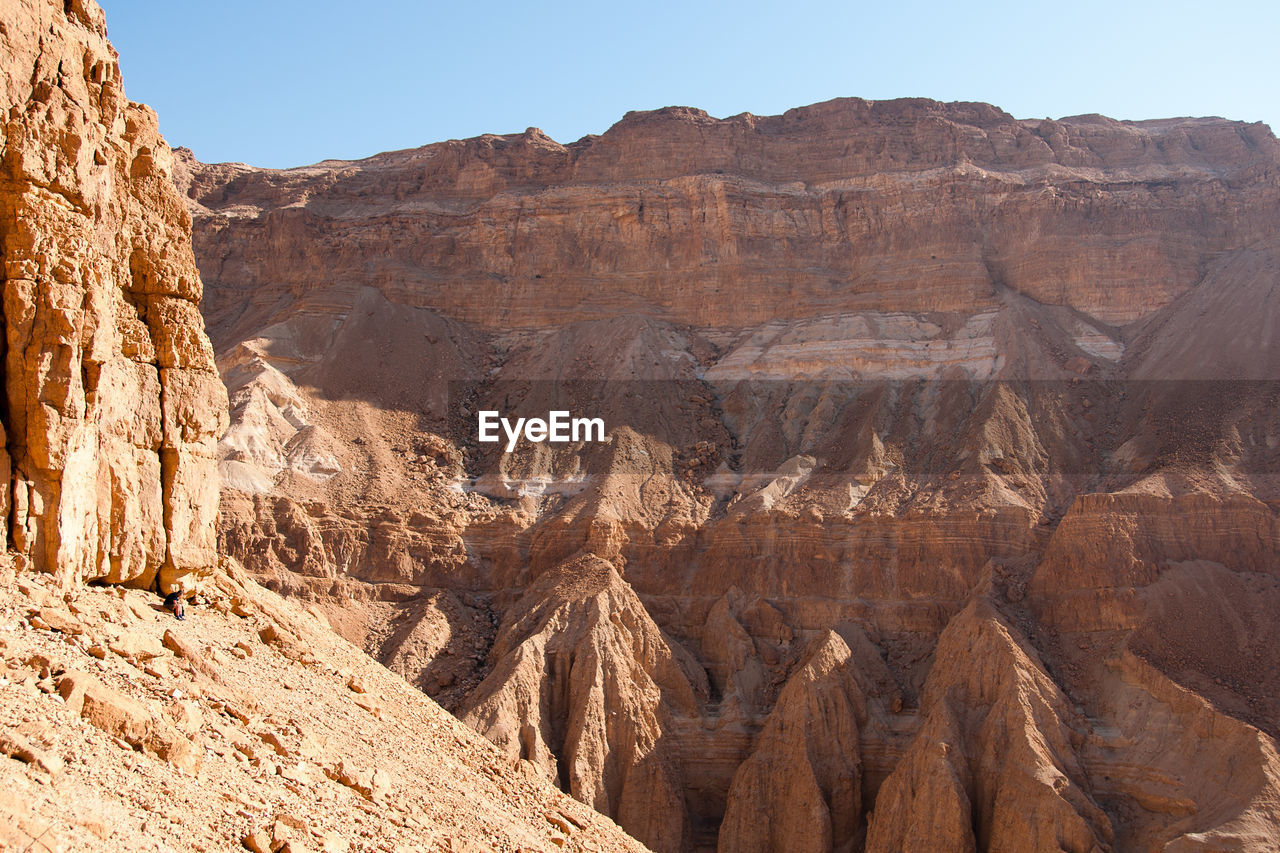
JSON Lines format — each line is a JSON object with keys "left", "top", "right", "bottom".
{"left": 183, "top": 88, "right": 1280, "bottom": 852}
{"left": 0, "top": 553, "right": 648, "bottom": 852}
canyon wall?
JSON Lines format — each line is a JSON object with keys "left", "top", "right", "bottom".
{"left": 184, "top": 97, "right": 1280, "bottom": 851}
{"left": 0, "top": 0, "right": 226, "bottom": 592}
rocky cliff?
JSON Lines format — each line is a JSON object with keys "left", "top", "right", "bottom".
{"left": 1, "top": 0, "right": 226, "bottom": 593}
{"left": 183, "top": 94, "right": 1280, "bottom": 851}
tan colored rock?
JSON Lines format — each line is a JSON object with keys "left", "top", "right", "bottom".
{"left": 718, "top": 631, "right": 867, "bottom": 853}
{"left": 35, "top": 606, "right": 85, "bottom": 635}
{"left": 184, "top": 103, "right": 1279, "bottom": 332}
{"left": 326, "top": 759, "right": 389, "bottom": 801}
{"left": 0, "top": 0, "right": 225, "bottom": 593}
{"left": 257, "top": 728, "right": 289, "bottom": 757}
{"left": 166, "top": 699, "right": 204, "bottom": 737}
{"left": 163, "top": 628, "right": 226, "bottom": 684}
{"left": 865, "top": 597, "right": 1113, "bottom": 853}
{"left": 63, "top": 673, "right": 201, "bottom": 772}
{"left": 108, "top": 631, "right": 165, "bottom": 661}
{"left": 242, "top": 829, "right": 274, "bottom": 853}
{"left": 0, "top": 729, "right": 63, "bottom": 776}
{"left": 462, "top": 554, "right": 706, "bottom": 852}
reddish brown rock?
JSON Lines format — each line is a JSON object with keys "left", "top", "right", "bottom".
{"left": 180, "top": 104, "right": 1280, "bottom": 332}
{"left": 718, "top": 630, "right": 866, "bottom": 853}
{"left": 865, "top": 597, "right": 1113, "bottom": 853}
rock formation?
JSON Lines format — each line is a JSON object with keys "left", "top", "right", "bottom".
{"left": 180, "top": 57, "right": 1280, "bottom": 853}
{"left": 865, "top": 596, "right": 1114, "bottom": 853}
{"left": 718, "top": 629, "right": 875, "bottom": 853}
{"left": 461, "top": 553, "right": 706, "bottom": 852}
{"left": 1, "top": 0, "right": 226, "bottom": 593}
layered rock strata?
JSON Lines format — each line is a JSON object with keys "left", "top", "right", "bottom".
{"left": 461, "top": 553, "right": 706, "bottom": 852}
{"left": 183, "top": 97, "right": 1280, "bottom": 851}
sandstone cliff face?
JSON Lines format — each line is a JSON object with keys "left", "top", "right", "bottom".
{"left": 183, "top": 96, "right": 1280, "bottom": 851}
{"left": 181, "top": 102, "right": 1280, "bottom": 333}
{"left": 1, "top": 0, "right": 226, "bottom": 592}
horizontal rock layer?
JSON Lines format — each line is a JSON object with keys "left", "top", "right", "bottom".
{"left": 186, "top": 98, "right": 1280, "bottom": 851}
{"left": 181, "top": 101, "right": 1280, "bottom": 332}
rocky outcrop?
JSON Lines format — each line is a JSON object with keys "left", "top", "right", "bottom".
{"left": 718, "top": 628, "right": 889, "bottom": 853}
{"left": 865, "top": 597, "right": 1113, "bottom": 852}
{"left": 180, "top": 103, "right": 1280, "bottom": 333}
{"left": 461, "top": 553, "right": 707, "bottom": 852}
{"left": 0, "top": 0, "right": 225, "bottom": 591}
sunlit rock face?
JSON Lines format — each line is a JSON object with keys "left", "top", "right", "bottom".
{"left": 1, "top": 0, "right": 225, "bottom": 593}
{"left": 183, "top": 98, "right": 1280, "bottom": 851}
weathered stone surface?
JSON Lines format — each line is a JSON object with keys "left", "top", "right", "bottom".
{"left": 57, "top": 667, "right": 201, "bottom": 771}
{"left": 865, "top": 598, "right": 1113, "bottom": 853}
{"left": 0, "top": 729, "right": 63, "bottom": 776}
{"left": 1, "top": 552, "right": 650, "bottom": 853}
{"left": 718, "top": 630, "right": 866, "bottom": 853}
{"left": 107, "top": 630, "right": 164, "bottom": 661}
{"left": 461, "top": 553, "right": 706, "bottom": 852}
{"left": 0, "top": 0, "right": 226, "bottom": 592}
{"left": 181, "top": 103, "right": 1280, "bottom": 333}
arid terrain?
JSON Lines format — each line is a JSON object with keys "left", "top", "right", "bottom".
{"left": 180, "top": 53, "right": 1280, "bottom": 853}
{"left": 0, "top": 553, "right": 646, "bottom": 852}
{"left": 5, "top": 0, "right": 1280, "bottom": 851}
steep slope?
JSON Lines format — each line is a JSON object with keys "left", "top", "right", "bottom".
{"left": 864, "top": 596, "right": 1113, "bottom": 853}
{"left": 717, "top": 627, "right": 895, "bottom": 853}
{"left": 179, "top": 103, "right": 1280, "bottom": 332}
{"left": 0, "top": 3, "right": 658, "bottom": 852}
{"left": 1, "top": 0, "right": 225, "bottom": 592}
{"left": 0, "top": 552, "right": 649, "bottom": 853}
{"left": 461, "top": 553, "right": 706, "bottom": 852}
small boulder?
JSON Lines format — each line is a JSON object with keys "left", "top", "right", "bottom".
{"left": 80, "top": 679, "right": 152, "bottom": 745}
{"left": 326, "top": 759, "right": 389, "bottom": 800}
{"left": 108, "top": 631, "right": 165, "bottom": 661}
{"left": 58, "top": 670, "right": 200, "bottom": 771}
{"left": 166, "top": 699, "right": 204, "bottom": 737}
{"left": 37, "top": 607, "right": 85, "bottom": 636}
{"left": 242, "top": 829, "right": 273, "bottom": 853}
{"left": 0, "top": 730, "right": 63, "bottom": 776}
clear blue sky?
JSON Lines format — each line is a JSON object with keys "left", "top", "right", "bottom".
{"left": 100, "top": 0, "right": 1279, "bottom": 169}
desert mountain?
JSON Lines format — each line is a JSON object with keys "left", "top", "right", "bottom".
{"left": 179, "top": 75, "right": 1280, "bottom": 852}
